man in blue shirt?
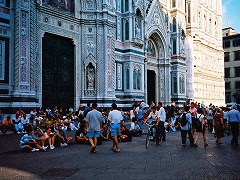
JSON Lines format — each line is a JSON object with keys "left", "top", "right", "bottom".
{"left": 227, "top": 105, "right": 240, "bottom": 146}
{"left": 180, "top": 106, "right": 194, "bottom": 146}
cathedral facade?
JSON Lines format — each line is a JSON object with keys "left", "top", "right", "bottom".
{"left": 0, "top": 0, "right": 225, "bottom": 112}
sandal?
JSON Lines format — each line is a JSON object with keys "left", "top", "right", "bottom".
{"left": 90, "top": 147, "right": 96, "bottom": 153}
{"left": 113, "top": 149, "right": 120, "bottom": 153}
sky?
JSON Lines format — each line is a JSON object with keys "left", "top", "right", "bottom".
{"left": 222, "top": 0, "right": 240, "bottom": 33}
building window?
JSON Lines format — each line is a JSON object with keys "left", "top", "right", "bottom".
{"left": 172, "top": 39, "right": 177, "bottom": 55}
{"left": 125, "top": 0, "right": 129, "bottom": 12}
{"left": 226, "top": 92, "right": 231, "bottom": 103}
{"left": 224, "top": 52, "right": 230, "bottom": 62}
{"left": 126, "top": 68, "right": 129, "bottom": 89}
{"left": 172, "top": 17, "right": 176, "bottom": 32}
{"left": 223, "top": 40, "right": 230, "bottom": 48}
{"left": 234, "top": 50, "right": 240, "bottom": 61}
{"left": 133, "top": 70, "right": 136, "bottom": 89}
{"left": 209, "top": 18, "right": 212, "bottom": 33}
{"left": 172, "top": 0, "right": 176, "bottom": 8}
{"left": 172, "top": 75, "right": 177, "bottom": 94}
{"left": 137, "top": 70, "right": 141, "bottom": 90}
{"left": 125, "top": 20, "right": 129, "bottom": 40}
{"left": 187, "top": 3, "right": 191, "bottom": 23}
{"left": 233, "top": 38, "right": 240, "bottom": 47}
{"left": 198, "top": 11, "right": 201, "bottom": 27}
{"left": 225, "top": 68, "right": 230, "bottom": 78}
{"left": 116, "top": 64, "right": 122, "bottom": 90}
{"left": 179, "top": 75, "right": 185, "bottom": 94}
{"left": 0, "top": 41, "right": 5, "bottom": 80}
{"left": 133, "top": 68, "right": 141, "bottom": 90}
{"left": 235, "top": 81, "right": 240, "bottom": 89}
{"left": 225, "top": 82, "right": 231, "bottom": 90}
{"left": 235, "top": 67, "right": 240, "bottom": 77}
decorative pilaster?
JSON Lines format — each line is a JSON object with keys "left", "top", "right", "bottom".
{"left": 106, "top": 26, "right": 115, "bottom": 97}
{"left": 14, "top": 0, "right": 31, "bottom": 93}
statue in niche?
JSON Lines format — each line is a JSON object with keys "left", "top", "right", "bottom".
{"left": 117, "top": 19, "right": 121, "bottom": 39}
{"left": 180, "top": 29, "right": 186, "bottom": 56}
{"left": 87, "top": 64, "right": 95, "bottom": 90}
{"left": 168, "top": 45, "right": 172, "bottom": 57}
{"left": 135, "top": 18, "right": 141, "bottom": 39}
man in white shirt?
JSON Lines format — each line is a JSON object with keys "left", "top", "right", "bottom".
{"left": 157, "top": 102, "right": 166, "bottom": 144}
{"left": 108, "top": 103, "right": 123, "bottom": 152}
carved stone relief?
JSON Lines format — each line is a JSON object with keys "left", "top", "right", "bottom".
{"left": 85, "top": 0, "right": 95, "bottom": 10}
{"left": 21, "top": 0, "right": 30, "bottom": 9}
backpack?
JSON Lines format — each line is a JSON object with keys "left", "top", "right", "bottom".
{"left": 195, "top": 114, "right": 202, "bottom": 128}
{"left": 180, "top": 113, "right": 188, "bottom": 126}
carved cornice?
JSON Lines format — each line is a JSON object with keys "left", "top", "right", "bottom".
{"left": 38, "top": 5, "right": 79, "bottom": 23}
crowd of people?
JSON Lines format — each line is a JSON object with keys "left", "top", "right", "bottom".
{"left": 0, "top": 100, "right": 239, "bottom": 153}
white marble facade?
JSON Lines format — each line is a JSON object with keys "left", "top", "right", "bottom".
{"left": 0, "top": 0, "right": 225, "bottom": 111}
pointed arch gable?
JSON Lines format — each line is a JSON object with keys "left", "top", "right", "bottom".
{"left": 145, "top": 1, "right": 168, "bottom": 59}
{"left": 84, "top": 53, "right": 96, "bottom": 68}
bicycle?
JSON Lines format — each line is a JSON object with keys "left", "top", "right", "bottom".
{"left": 145, "top": 122, "right": 163, "bottom": 149}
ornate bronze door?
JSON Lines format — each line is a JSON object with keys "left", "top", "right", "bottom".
{"left": 42, "top": 33, "right": 74, "bottom": 109}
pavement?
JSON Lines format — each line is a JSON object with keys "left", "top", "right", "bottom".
{"left": 0, "top": 124, "right": 240, "bottom": 180}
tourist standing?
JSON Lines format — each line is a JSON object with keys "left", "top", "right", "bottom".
{"left": 193, "top": 108, "right": 208, "bottom": 147}
{"left": 213, "top": 108, "right": 224, "bottom": 144}
{"left": 157, "top": 102, "right": 166, "bottom": 143}
{"left": 227, "top": 105, "right": 240, "bottom": 146}
{"left": 108, "top": 103, "right": 123, "bottom": 152}
{"left": 180, "top": 106, "right": 194, "bottom": 146}
{"left": 189, "top": 102, "right": 197, "bottom": 134}
{"left": 84, "top": 103, "right": 102, "bottom": 153}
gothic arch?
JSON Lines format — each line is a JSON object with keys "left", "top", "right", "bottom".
{"left": 147, "top": 29, "right": 166, "bottom": 59}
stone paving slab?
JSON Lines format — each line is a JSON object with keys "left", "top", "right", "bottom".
{"left": 0, "top": 125, "right": 239, "bottom": 180}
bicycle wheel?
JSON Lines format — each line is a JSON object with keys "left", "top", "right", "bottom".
{"left": 146, "top": 133, "right": 150, "bottom": 149}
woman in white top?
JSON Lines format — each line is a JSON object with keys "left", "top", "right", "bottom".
{"left": 129, "top": 107, "right": 136, "bottom": 121}
{"left": 146, "top": 106, "right": 158, "bottom": 124}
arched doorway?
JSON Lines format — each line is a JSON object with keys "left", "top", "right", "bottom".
{"left": 42, "top": 33, "right": 74, "bottom": 109}
{"left": 147, "top": 70, "right": 156, "bottom": 104}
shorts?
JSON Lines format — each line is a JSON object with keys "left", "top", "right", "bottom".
{"left": 86, "top": 131, "right": 100, "bottom": 138}
{"left": 111, "top": 124, "right": 120, "bottom": 137}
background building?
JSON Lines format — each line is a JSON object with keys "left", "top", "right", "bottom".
{"left": 185, "top": 0, "right": 225, "bottom": 107}
{"left": 223, "top": 27, "right": 240, "bottom": 104}
{"left": 0, "top": 0, "right": 225, "bottom": 113}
